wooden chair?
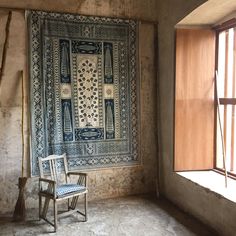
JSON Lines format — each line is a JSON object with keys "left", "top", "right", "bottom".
{"left": 38, "top": 153, "right": 88, "bottom": 232}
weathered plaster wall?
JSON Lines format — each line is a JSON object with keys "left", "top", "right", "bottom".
{"left": 157, "top": 0, "right": 236, "bottom": 235}
{"left": 0, "top": 0, "right": 158, "bottom": 20}
{"left": 0, "top": 1, "right": 158, "bottom": 214}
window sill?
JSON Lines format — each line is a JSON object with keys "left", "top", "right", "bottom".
{"left": 177, "top": 170, "right": 236, "bottom": 203}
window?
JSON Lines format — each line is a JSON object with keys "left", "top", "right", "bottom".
{"left": 216, "top": 20, "right": 236, "bottom": 176}
{"left": 175, "top": 23, "right": 236, "bottom": 178}
{"left": 174, "top": 23, "right": 236, "bottom": 198}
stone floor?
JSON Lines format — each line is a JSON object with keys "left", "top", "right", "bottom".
{"left": 0, "top": 195, "right": 217, "bottom": 236}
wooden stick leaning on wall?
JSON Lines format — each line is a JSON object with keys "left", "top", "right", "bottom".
{"left": 153, "top": 22, "right": 160, "bottom": 198}
{"left": 0, "top": 11, "right": 12, "bottom": 87}
{"left": 13, "top": 70, "right": 27, "bottom": 222}
{"left": 215, "top": 71, "right": 228, "bottom": 187}
{"left": 21, "top": 70, "right": 25, "bottom": 177}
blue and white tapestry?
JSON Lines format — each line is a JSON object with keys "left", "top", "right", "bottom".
{"left": 29, "top": 11, "right": 140, "bottom": 176}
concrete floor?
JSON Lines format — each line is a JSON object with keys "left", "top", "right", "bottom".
{"left": 0, "top": 195, "right": 217, "bottom": 236}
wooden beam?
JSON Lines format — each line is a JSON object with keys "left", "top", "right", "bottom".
{"left": 0, "top": 11, "right": 12, "bottom": 87}
{"left": 219, "top": 98, "right": 236, "bottom": 105}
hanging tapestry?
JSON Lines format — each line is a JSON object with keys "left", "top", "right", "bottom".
{"left": 29, "top": 11, "right": 140, "bottom": 176}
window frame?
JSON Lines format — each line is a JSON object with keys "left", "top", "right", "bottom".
{"left": 214, "top": 18, "right": 236, "bottom": 178}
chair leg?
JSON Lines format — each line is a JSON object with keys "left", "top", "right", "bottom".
{"left": 39, "top": 195, "right": 42, "bottom": 220}
{"left": 54, "top": 200, "right": 57, "bottom": 232}
{"left": 85, "top": 193, "right": 87, "bottom": 222}
{"left": 71, "top": 196, "right": 79, "bottom": 210}
{"left": 42, "top": 197, "right": 50, "bottom": 219}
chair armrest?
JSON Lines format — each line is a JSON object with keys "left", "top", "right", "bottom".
{"left": 39, "top": 178, "right": 56, "bottom": 197}
{"left": 67, "top": 172, "right": 88, "bottom": 187}
{"left": 67, "top": 172, "right": 87, "bottom": 177}
{"left": 39, "top": 178, "right": 56, "bottom": 184}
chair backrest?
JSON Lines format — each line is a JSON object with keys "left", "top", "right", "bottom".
{"left": 38, "top": 153, "right": 69, "bottom": 183}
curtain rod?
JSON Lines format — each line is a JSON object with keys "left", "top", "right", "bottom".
{"left": 0, "top": 6, "right": 158, "bottom": 25}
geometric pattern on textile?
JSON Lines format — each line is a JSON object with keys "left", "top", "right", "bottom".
{"left": 29, "top": 11, "right": 140, "bottom": 176}
{"left": 56, "top": 184, "right": 86, "bottom": 197}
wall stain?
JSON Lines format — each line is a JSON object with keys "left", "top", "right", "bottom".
{"left": 95, "top": 0, "right": 102, "bottom": 8}
{"left": 75, "top": 0, "right": 87, "bottom": 13}
{"left": 1, "top": 108, "right": 12, "bottom": 118}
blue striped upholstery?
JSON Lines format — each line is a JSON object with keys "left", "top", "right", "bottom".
{"left": 56, "top": 184, "right": 86, "bottom": 197}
